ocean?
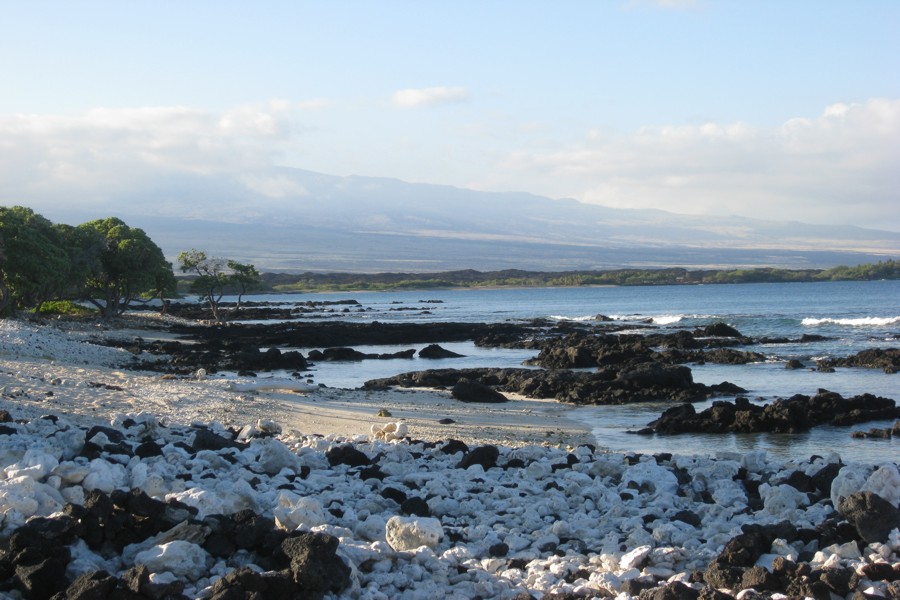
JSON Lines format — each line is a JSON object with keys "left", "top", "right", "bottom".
{"left": 227, "top": 280, "right": 899, "bottom": 463}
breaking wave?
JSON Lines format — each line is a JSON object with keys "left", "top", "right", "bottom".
{"left": 652, "top": 315, "right": 684, "bottom": 325}
{"left": 548, "top": 315, "right": 598, "bottom": 322}
{"left": 801, "top": 316, "right": 900, "bottom": 327}
{"left": 550, "top": 314, "right": 719, "bottom": 326}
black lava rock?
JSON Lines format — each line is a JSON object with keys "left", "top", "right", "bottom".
{"left": 838, "top": 491, "right": 900, "bottom": 543}
{"left": 326, "top": 444, "right": 372, "bottom": 467}
{"left": 457, "top": 445, "right": 500, "bottom": 470}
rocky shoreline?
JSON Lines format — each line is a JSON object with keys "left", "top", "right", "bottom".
{"left": 0, "top": 405, "right": 898, "bottom": 600}
{"left": 114, "top": 304, "right": 898, "bottom": 428}
{"left": 637, "top": 391, "right": 900, "bottom": 436}
{"left": 1, "top": 308, "right": 898, "bottom": 599}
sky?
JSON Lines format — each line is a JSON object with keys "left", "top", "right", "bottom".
{"left": 1, "top": 0, "right": 899, "bottom": 231}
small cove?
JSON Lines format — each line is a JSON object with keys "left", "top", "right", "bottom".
{"left": 217, "top": 280, "right": 899, "bottom": 463}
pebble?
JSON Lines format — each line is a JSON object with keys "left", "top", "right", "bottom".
{"left": 0, "top": 409, "right": 896, "bottom": 599}
{"left": 0, "top": 320, "right": 898, "bottom": 599}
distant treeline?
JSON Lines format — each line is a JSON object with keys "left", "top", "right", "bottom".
{"left": 260, "top": 260, "right": 899, "bottom": 292}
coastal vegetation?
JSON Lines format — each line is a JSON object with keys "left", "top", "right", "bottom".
{"left": 177, "top": 249, "right": 262, "bottom": 321}
{"left": 0, "top": 206, "right": 176, "bottom": 316}
{"left": 1, "top": 206, "right": 896, "bottom": 314}
{"left": 0, "top": 206, "right": 260, "bottom": 319}
{"left": 262, "top": 260, "right": 900, "bottom": 292}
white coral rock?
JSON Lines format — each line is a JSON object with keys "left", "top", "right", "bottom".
{"left": 385, "top": 515, "right": 443, "bottom": 551}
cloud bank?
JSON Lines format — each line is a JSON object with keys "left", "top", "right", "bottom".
{"left": 0, "top": 102, "right": 295, "bottom": 216}
{"left": 499, "top": 98, "right": 900, "bottom": 231}
{"left": 0, "top": 98, "right": 897, "bottom": 231}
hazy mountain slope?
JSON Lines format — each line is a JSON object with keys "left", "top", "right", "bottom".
{"left": 44, "top": 167, "right": 900, "bottom": 272}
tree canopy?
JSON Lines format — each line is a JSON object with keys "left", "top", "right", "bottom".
{"left": 178, "top": 249, "right": 260, "bottom": 322}
{"left": 75, "top": 217, "right": 175, "bottom": 318}
{"left": 0, "top": 206, "right": 71, "bottom": 313}
{"left": 0, "top": 206, "right": 177, "bottom": 317}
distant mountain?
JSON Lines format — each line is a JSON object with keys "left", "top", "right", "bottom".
{"left": 47, "top": 167, "right": 900, "bottom": 272}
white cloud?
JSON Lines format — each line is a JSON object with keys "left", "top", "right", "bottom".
{"left": 2, "top": 97, "right": 897, "bottom": 233}
{"left": 392, "top": 87, "right": 468, "bottom": 108}
{"left": 498, "top": 98, "right": 900, "bottom": 231}
{"left": 0, "top": 102, "right": 297, "bottom": 213}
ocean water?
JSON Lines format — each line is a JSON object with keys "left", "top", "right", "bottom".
{"left": 222, "top": 280, "right": 899, "bottom": 463}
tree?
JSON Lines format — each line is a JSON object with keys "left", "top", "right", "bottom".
{"left": 75, "top": 217, "right": 174, "bottom": 318}
{"left": 178, "top": 249, "right": 260, "bottom": 322}
{"left": 0, "top": 206, "right": 70, "bottom": 314}
{"left": 227, "top": 260, "right": 262, "bottom": 309}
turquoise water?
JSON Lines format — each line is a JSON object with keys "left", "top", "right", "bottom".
{"left": 218, "top": 280, "right": 899, "bottom": 462}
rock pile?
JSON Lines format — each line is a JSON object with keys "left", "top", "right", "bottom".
{"left": 641, "top": 390, "right": 900, "bottom": 435}
{"left": 0, "top": 408, "right": 898, "bottom": 599}
{"left": 365, "top": 366, "right": 745, "bottom": 405}
{"left": 823, "top": 348, "right": 900, "bottom": 374}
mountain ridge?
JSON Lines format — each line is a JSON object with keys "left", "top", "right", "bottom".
{"left": 36, "top": 166, "right": 900, "bottom": 272}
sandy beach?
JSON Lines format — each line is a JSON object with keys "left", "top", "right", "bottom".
{"left": 0, "top": 315, "right": 594, "bottom": 449}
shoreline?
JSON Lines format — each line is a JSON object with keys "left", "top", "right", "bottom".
{"left": 0, "top": 315, "right": 898, "bottom": 599}
{"left": 0, "top": 316, "right": 594, "bottom": 449}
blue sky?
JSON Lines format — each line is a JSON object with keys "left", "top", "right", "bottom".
{"left": 2, "top": 1, "right": 899, "bottom": 230}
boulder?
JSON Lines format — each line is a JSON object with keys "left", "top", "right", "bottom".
{"left": 192, "top": 427, "right": 243, "bottom": 451}
{"left": 208, "top": 567, "right": 297, "bottom": 599}
{"left": 253, "top": 436, "right": 302, "bottom": 475}
{"left": 400, "top": 496, "right": 431, "bottom": 517}
{"left": 385, "top": 515, "right": 443, "bottom": 551}
{"left": 701, "top": 322, "right": 744, "bottom": 338}
{"left": 837, "top": 491, "right": 900, "bottom": 543}
{"left": 617, "top": 363, "right": 694, "bottom": 388}
{"left": 863, "top": 464, "right": 900, "bottom": 506}
{"left": 273, "top": 493, "right": 326, "bottom": 531}
{"left": 276, "top": 532, "right": 351, "bottom": 595}
{"left": 457, "top": 445, "right": 499, "bottom": 470}
{"left": 639, "top": 581, "right": 700, "bottom": 600}
{"left": 418, "top": 344, "right": 465, "bottom": 359}
{"left": 371, "top": 421, "right": 409, "bottom": 441}
{"left": 14, "top": 556, "right": 68, "bottom": 598}
{"left": 326, "top": 444, "right": 371, "bottom": 467}
{"left": 451, "top": 378, "right": 507, "bottom": 403}
{"left": 60, "top": 570, "right": 119, "bottom": 599}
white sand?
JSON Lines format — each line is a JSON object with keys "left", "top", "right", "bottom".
{"left": 0, "top": 316, "right": 594, "bottom": 448}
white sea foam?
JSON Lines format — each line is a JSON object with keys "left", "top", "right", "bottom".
{"left": 652, "top": 315, "right": 684, "bottom": 325}
{"left": 547, "top": 313, "right": 677, "bottom": 323}
{"left": 801, "top": 316, "right": 900, "bottom": 327}
{"left": 548, "top": 315, "right": 597, "bottom": 322}
{"left": 607, "top": 314, "right": 654, "bottom": 323}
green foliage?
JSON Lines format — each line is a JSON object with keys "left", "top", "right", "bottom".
{"left": 75, "top": 217, "right": 174, "bottom": 318}
{"left": 226, "top": 260, "right": 263, "bottom": 300}
{"left": 263, "top": 261, "right": 899, "bottom": 292}
{"left": 820, "top": 260, "right": 899, "bottom": 281}
{"left": 178, "top": 249, "right": 261, "bottom": 321}
{"left": 0, "top": 206, "right": 71, "bottom": 313}
{"left": 0, "top": 206, "right": 177, "bottom": 318}
{"left": 34, "top": 300, "right": 96, "bottom": 317}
